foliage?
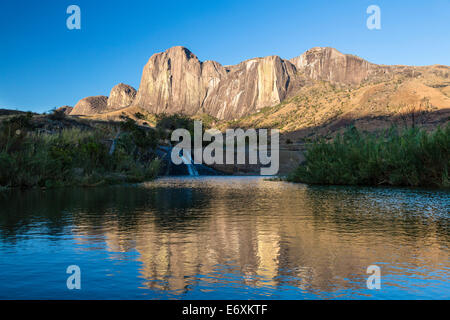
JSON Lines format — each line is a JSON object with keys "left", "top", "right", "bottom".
{"left": 155, "top": 113, "right": 196, "bottom": 141}
{"left": 0, "top": 118, "right": 160, "bottom": 189}
{"left": 0, "top": 113, "right": 34, "bottom": 153}
{"left": 119, "top": 116, "right": 158, "bottom": 150}
{"left": 193, "top": 113, "right": 218, "bottom": 129}
{"left": 48, "top": 108, "right": 67, "bottom": 121}
{"left": 134, "top": 112, "right": 145, "bottom": 120}
{"left": 288, "top": 125, "right": 450, "bottom": 188}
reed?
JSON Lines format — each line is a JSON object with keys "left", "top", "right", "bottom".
{"left": 288, "top": 124, "right": 450, "bottom": 188}
{"left": 0, "top": 116, "right": 160, "bottom": 189}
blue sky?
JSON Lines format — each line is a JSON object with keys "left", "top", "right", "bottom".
{"left": 0, "top": 0, "right": 449, "bottom": 113}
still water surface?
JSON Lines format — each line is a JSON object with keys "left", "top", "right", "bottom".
{"left": 0, "top": 177, "right": 449, "bottom": 299}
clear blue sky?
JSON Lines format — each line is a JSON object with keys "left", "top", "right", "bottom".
{"left": 0, "top": 0, "right": 449, "bottom": 113}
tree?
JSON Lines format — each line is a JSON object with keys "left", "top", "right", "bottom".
{"left": 395, "top": 97, "right": 434, "bottom": 129}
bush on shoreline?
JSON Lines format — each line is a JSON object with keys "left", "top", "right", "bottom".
{"left": 288, "top": 125, "right": 450, "bottom": 188}
{"left": 0, "top": 115, "right": 160, "bottom": 189}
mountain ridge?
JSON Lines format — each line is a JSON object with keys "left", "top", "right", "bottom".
{"left": 69, "top": 46, "right": 450, "bottom": 132}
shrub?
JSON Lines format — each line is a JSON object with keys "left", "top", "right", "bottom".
{"left": 288, "top": 125, "right": 450, "bottom": 188}
{"left": 0, "top": 113, "right": 33, "bottom": 152}
{"left": 135, "top": 112, "right": 145, "bottom": 120}
{"left": 0, "top": 125, "right": 161, "bottom": 189}
{"left": 48, "top": 109, "right": 66, "bottom": 121}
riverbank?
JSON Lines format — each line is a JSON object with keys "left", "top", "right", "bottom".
{"left": 0, "top": 111, "right": 160, "bottom": 190}
{"left": 288, "top": 125, "right": 450, "bottom": 188}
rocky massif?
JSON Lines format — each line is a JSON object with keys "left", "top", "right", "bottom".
{"left": 131, "top": 46, "right": 302, "bottom": 119}
{"left": 290, "top": 47, "right": 378, "bottom": 85}
{"left": 69, "top": 46, "right": 450, "bottom": 132}
{"left": 70, "top": 95, "right": 109, "bottom": 115}
{"left": 71, "top": 84, "right": 137, "bottom": 115}
{"left": 107, "top": 83, "right": 137, "bottom": 110}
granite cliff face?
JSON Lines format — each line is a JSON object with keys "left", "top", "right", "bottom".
{"left": 289, "top": 47, "right": 378, "bottom": 85}
{"left": 107, "top": 83, "right": 137, "bottom": 110}
{"left": 71, "top": 46, "right": 447, "bottom": 121}
{"left": 132, "top": 46, "right": 381, "bottom": 120}
{"left": 202, "top": 56, "right": 299, "bottom": 119}
{"left": 132, "top": 46, "right": 226, "bottom": 116}
{"left": 132, "top": 47, "right": 303, "bottom": 119}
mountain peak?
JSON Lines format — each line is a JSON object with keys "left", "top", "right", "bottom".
{"left": 289, "top": 47, "right": 376, "bottom": 85}
{"left": 72, "top": 47, "right": 449, "bottom": 121}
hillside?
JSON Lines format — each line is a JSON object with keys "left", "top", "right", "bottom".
{"left": 66, "top": 46, "right": 449, "bottom": 138}
{"left": 220, "top": 64, "right": 450, "bottom": 140}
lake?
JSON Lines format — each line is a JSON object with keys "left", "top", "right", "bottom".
{"left": 0, "top": 177, "right": 449, "bottom": 299}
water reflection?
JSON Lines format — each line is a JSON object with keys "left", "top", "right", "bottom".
{"left": 0, "top": 177, "right": 449, "bottom": 299}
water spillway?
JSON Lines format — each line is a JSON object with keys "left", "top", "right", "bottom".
{"left": 179, "top": 151, "right": 199, "bottom": 176}
{"left": 156, "top": 145, "right": 223, "bottom": 176}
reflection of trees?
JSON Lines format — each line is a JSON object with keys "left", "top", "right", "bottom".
{"left": 0, "top": 179, "right": 448, "bottom": 297}
{"left": 0, "top": 184, "right": 211, "bottom": 243}
{"left": 301, "top": 185, "right": 450, "bottom": 245}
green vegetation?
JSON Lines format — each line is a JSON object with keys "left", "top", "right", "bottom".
{"left": 288, "top": 125, "right": 450, "bottom": 188}
{"left": 192, "top": 113, "right": 218, "bottom": 129}
{"left": 0, "top": 114, "right": 160, "bottom": 189}
{"left": 155, "top": 113, "right": 195, "bottom": 137}
{"left": 48, "top": 108, "right": 67, "bottom": 121}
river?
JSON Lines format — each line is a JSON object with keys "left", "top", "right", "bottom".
{"left": 0, "top": 177, "right": 448, "bottom": 299}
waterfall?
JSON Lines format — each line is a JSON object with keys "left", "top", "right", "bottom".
{"left": 179, "top": 150, "right": 199, "bottom": 176}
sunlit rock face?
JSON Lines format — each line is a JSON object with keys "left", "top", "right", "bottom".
{"left": 107, "top": 83, "right": 136, "bottom": 110}
{"left": 202, "top": 56, "right": 298, "bottom": 120}
{"left": 132, "top": 46, "right": 300, "bottom": 120}
{"left": 70, "top": 95, "right": 108, "bottom": 115}
{"left": 132, "top": 46, "right": 223, "bottom": 116}
{"left": 132, "top": 46, "right": 382, "bottom": 120}
{"left": 290, "top": 47, "right": 378, "bottom": 85}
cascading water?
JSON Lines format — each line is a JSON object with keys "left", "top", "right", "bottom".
{"left": 156, "top": 145, "right": 222, "bottom": 176}
{"left": 179, "top": 150, "right": 199, "bottom": 176}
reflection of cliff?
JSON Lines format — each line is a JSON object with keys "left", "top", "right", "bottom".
{"left": 96, "top": 179, "right": 450, "bottom": 295}
{"left": 1, "top": 178, "right": 448, "bottom": 296}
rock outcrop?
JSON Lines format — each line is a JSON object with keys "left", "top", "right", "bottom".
{"left": 289, "top": 47, "right": 378, "bottom": 85}
{"left": 132, "top": 46, "right": 384, "bottom": 120}
{"left": 57, "top": 106, "right": 73, "bottom": 115}
{"left": 73, "top": 46, "right": 442, "bottom": 121}
{"left": 107, "top": 83, "right": 137, "bottom": 110}
{"left": 202, "top": 56, "right": 298, "bottom": 119}
{"left": 132, "top": 46, "right": 225, "bottom": 115}
{"left": 70, "top": 96, "right": 108, "bottom": 115}
{"left": 132, "top": 46, "right": 302, "bottom": 120}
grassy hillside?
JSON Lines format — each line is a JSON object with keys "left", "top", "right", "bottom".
{"left": 219, "top": 65, "right": 449, "bottom": 141}
{"left": 0, "top": 112, "right": 160, "bottom": 190}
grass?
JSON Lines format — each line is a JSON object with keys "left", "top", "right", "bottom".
{"left": 288, "top": 124, "right": 450, "bottom": 188}
{"left": 0, "top": 114, "right": 160, "bottom": 190}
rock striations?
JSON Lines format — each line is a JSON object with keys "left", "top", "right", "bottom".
{"left": 131, "top": 46, "right": 385, "bottom": 120}
{"left": 107, "top": 83, "right": 137, "bottom": 110}
{"left": 71, "top": 46, "right": 440, "bottom": 120}
{"left": 289, "top": 47, "right": 377, "bottom": 85}
{"left": 71, "top": 96, "right": 108, "bottom": 115}
{"left": 132, "top": 46, "right": 301, "bottom": 119}
{"left": 71, "top": 84, "right": 137, "bottom": 116}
